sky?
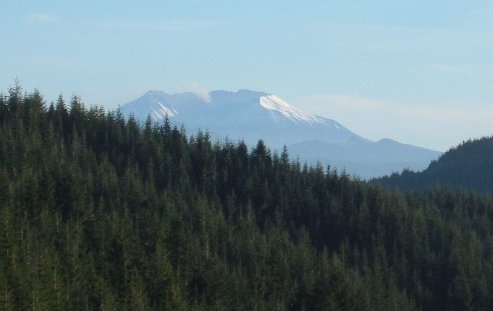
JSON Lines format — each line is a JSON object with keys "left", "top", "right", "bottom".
{"left": 2, "top": 1, "right": 493, "bottom": 151}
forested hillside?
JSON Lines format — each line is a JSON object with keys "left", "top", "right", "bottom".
{"left": 2, "top": 86, "right": 493, "bottom": 310}
{"left": 378, "top": 136, "right": 493, "bottom": 194}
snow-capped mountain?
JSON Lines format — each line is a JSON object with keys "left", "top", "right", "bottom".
{"left": 120, "top": 89, "right": 441, "bottom": 178}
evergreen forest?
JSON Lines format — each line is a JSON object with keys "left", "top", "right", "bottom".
{"left": 2, "top": 85, "right": 493, "bottom": 310}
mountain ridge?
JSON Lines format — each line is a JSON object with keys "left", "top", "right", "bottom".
{"left": 120, "top": 89, "right": 441, "bottom": 178}
{"left": 377, "top": 136, "right": 493, "bottom": 193}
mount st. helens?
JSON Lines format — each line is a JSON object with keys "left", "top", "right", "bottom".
{"left": 120, "top": 89, "right": 441, "bottom": 178}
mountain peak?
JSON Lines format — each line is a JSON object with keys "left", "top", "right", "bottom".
{"left": 119, "top": 88, "right": 441, "bottom": 178}
{"left": 237, "top": 89, "right": 269, "bottom": 96}
{"left": 144, "top": 89, "right": 167, "bottom": 96}
{"left": 120, "top": 88, "right": 357, "bottom": 143}
{"left": 208, "top": 89, "right": 269, "bottom": 104}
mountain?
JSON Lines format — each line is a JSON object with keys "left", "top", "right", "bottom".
{"left": 288, "top": 138, "right": 442, "bottom": 179}
{"left": 120, "top": 89, "right": 441, "bottom": 178}
{"left": 377, "top": 136, "right": 493, "bottom": 193}
{"left": 120, "top": 89, "right": 361, "bottom": 146}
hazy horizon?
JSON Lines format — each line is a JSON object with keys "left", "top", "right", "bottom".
{"left": 2, "top": 1, "right": 493, "bottom": 151}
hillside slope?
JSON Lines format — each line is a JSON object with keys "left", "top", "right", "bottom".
{"left": 3, "top": 87, "right": 493, "bottom": 310}
{"left": 377, "top": 136, "right": 493, "bottom": 193}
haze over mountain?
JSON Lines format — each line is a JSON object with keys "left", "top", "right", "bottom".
{"left": 120, "top": 89, "right": 441, "bottom": 178}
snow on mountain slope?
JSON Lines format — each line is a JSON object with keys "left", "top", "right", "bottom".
{"left": 120, "top": 89, "right": 361, "bottom": 145}
{"left": 259, "top": 95, "right": 320, "bottom": 124}
{"left": 119, "top": 89, "right": 441, "bottom": 178}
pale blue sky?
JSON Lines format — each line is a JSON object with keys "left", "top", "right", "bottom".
{"left": 2, "top": 1, "right": 493, "bottom": 151}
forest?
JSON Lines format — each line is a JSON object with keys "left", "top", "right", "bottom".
{"left": 1, "top": 85, "right": 493, "bottom": 310}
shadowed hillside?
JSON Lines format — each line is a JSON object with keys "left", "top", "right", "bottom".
{"left": 377, "top": 136, "right": 493, "bottom": 194}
